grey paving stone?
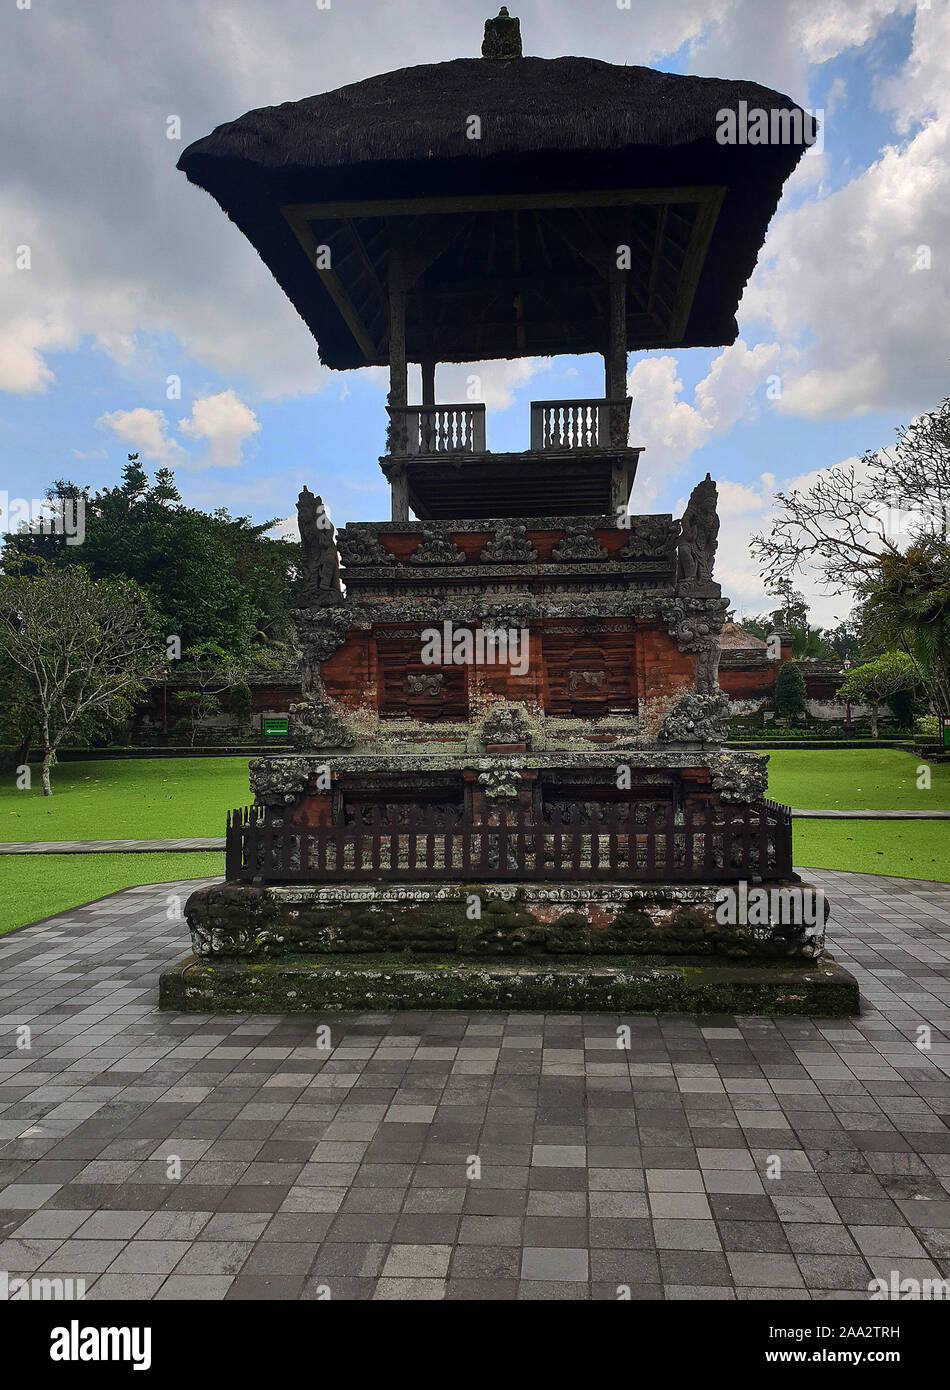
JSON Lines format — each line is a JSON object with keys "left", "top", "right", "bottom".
{"left": 1, "top": 871, "right": 949, "bottom": 1301}
{"left": 521, "top": 1247, "right": 589, "bottom": 1281}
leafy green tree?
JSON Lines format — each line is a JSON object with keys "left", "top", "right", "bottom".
{"left": 1, "top": 457, "right": 299, "bottom": 662}
{"left": 0, "top": 651, "right": 37, "bottom": 772}
{"left": 837, "top": 651, "right": 918, "bottom": 739}
{"left": 886, "top": 685, "right": 918, "bottom": 731}
{"left": 171, "top": 642, "right": 272, "bottom": 745}
{"left": 752, "top": 396, "right": 950, "bottom": 720}
{"left": 823, "top": 616, "right": 866, "bottom": 663}
{"left": 736, "top": 588, "right": 835, "bottom": 658}
{"left": 856, "top": 538, "right": 950, "bottom": 724}
{"left": 0, "top": 565, "right": 161, "bottom": 793}
{"left": 774, "top": 660, "right": 807, "bottom": 722}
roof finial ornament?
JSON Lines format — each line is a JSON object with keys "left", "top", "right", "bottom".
{"left": 482, "top": 7, "right": 522, "bottom": 59}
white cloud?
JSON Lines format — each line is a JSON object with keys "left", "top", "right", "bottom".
{"left": 626, "top": 340, "right": 782, "bottom": 476}
{"left": 178, "top": 389, "right": 260, "bottom": 467}
{"left": 743, "top": 3, "right": 950, "bottom": 419}
{"left": 0, "top": 315, "right": 63, "bottom": 393}
{"left": 97, "top": 406, "right": 183, "bottom": 462}
{"left": 795, "top": 0, "right": 913, "bottom": 64}
{"left": 708, "top": 456, "right": 888, "bottom": 627}
{"left": 97, "top": 389, "right": 260, "bottom": 469}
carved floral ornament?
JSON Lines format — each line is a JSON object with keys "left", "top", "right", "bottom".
{"left": 551, "top": 524, "right": 607, "bottom": 562}
{"left": 409, "top": 528, "right": 466, "bottom": 565}
{"left": 567, "top": 669, "right": 606, "bottom": 692}
{"left": 289, "top": 696, "right": 356, "bottom": 751}
{"left": 619, "top": 516, "right": 680, "bottom": 559}
{"left": 480, "top": 520, "right": 538, "bottom": 563}
{"left": 478, "top": 702, "right": 532, "bottom": 747}
{"left": 476, "top": 756, "right": 526, "bottom": 799}
{"left": 658, "top": 689, "right": 731, "bottom": 745}
{"left": 293, "top": 604, "right": 354, "bottom": 661}
{"left": 662, "top": 596, "right": 729, "bottom": 653}
{"left": 335, "top": 515, "right": 684, "bottom": 570}
{"left": 249, "top": 756, "right": 310, "bottom": 807}
{"left": 407, "top": 672, "right": 444, "bottom": 696}
{"left": 336, "top": 529, "right": 395, "bottom": 566}
{"left": 708, "top": 751, "right": 770, "bottom": 803}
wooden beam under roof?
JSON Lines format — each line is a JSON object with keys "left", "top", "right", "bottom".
{"left": 666, "top": 189, "right": 726, "bottom": 342}
{"left": 282, "top": 208, "right": 380, "bottom": 361}
{"left": 282, "top": 186, "right": 726, "bottom": 221}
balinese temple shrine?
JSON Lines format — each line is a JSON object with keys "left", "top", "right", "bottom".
{"left": 162, "top": 11, "right": 858, "bottom": 1015}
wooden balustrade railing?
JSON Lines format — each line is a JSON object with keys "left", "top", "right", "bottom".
{"left": 225, "top": 800, "right": 794, "bottom": 884}
{"left": 529, "top": 397, "right": 632, "bottom": 450}
{"left": 387, "top": 403, "right": 486, "bottom": 455}
{"left": 385, "top": 398, "right": 634, "bottom": 455}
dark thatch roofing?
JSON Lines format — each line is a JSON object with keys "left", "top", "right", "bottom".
{"left": 178, "top": 56, "right": 815, "bottom": 368}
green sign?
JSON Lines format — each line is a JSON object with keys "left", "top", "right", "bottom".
{"left": 943, "top": 719, "right": 950, "bottom": 749}
{"left": 264, "top": 716, "right": 289, "bottom": 737}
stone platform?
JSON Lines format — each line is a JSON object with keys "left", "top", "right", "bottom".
{"left": 159, "top": 950, "right": 860, "bottom": 1016}
{"left": 170, "top": 876, "right": 856, "bottom": 1016}
{"left": 182, "top": 879, "right": 831, "bottom": 960}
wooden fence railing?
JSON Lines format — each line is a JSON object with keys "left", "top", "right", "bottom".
{"left": 388, "top": 403, "right": 487, "bottom": 455}
{"left": 529, "top": 397, "right": 632, "bottom": 450}
{"left": 225, "top": 800, "right": 794, "bottom": 884}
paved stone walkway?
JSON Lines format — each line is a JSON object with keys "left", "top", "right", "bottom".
{"left": 793, "top": 810, "right": 950, "bottom": 820}
{"left": 2, "top": 869, "right": 950, "bottom": 1301}
{"left": 0, "top": 838, "right": 224, "bottom": 854}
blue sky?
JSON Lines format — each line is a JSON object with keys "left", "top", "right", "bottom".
{"left": 2, "top": 0, "right": 948, "bottom": 624}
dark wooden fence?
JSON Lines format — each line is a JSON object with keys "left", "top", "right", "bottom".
{"left": 225, "top": 800, "right": 794, "bottom": 884}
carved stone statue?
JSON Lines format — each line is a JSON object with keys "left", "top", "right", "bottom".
{"left": 482, "top": 6, "right": 522, "bottom": 59}
{"left": 297, "top": 487, "right": 343, "bottom": 606}
{"left": 676, "top": 473, "right": 719, "bottom": 586}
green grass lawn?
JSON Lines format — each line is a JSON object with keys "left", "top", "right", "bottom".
{"left": 0, "top": 852, "right": 223, "bottom": 935}
{"left": 1, "top": 751, "right": 947, "bottom": 918}
{"left": 794, "top": 820, "right": 950, "bottom": 883}
{"left": 1, "top": 758, "right": 248, "bottom": 842}
{"left": 6, "top": 747, "right": 946, "bottom": 844}
{"left": 764, "top": 747, "right": 950, "bottom": 811}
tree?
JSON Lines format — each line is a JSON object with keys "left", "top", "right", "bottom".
{"left": 886, "top": 684, "right": 918, "bottom": 731}
{"left": 0, "top": 566, "right": 161, "bottom": 793}
{"left": 774, "top": 660, "right": 807, "bottom": 721}
{"left": 1, "top": 457, "right": 300, "bottom": 662}
{"left": 736, "top": 588, "right": 835, "bottom": 658}
{"left": 0, "top": 651, "right": 36, "bottom": 772}
{"left": 751, "top": 396, "right": 950, "bottom": 720}
{"left": 823, "top": 615, "right": 866, "bottom": 664}
{"left": 836, "top": 651, "right": 918, "bottom": 739}
{"left": 855, "top": 537, "right": 950, "bottom": 723}
{"left": 171, "top": 643, "right": 268, "bottom": 745}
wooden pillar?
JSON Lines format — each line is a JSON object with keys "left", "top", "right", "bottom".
{"left": 390, "top": 464, "right": 409, "bottom": 523}
{"left": 421, "top": 356, "right": 435, "bottom": 406}
{"left": 387, "top": 250, "right": 408, "bottom": 457}
{"left": 605, "top": 216, "right": 628, "bottom": 446}
{"left": 606, "top": 259, "right": 627, "bottom": 401}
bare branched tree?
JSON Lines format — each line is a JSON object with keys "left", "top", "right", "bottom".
{"left": 751, "top": 396, "right": 950, "bottom": 720}
{"left": 0, "top": 566, "right": 161, "bottom": 794}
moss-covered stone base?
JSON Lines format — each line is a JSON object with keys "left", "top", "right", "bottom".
{"left": 185, "top": 879, "right": 828, "bottom": 961}
{"left": 159, "top": 951, "right": 860, "bottom": 1016}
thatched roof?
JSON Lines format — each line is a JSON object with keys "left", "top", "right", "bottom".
{"left": 719, "top": 621, "right": 768, "bottom": 651}
{"left": 178, "top": 56, "right": 814, "bottom": 368}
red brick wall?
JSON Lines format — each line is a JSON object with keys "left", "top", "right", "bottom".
{"left": 718, "top": 665, "right": 775, "bottom": 701}
{"left": 635, "top": 626, "right": 695, "bottom": 700}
